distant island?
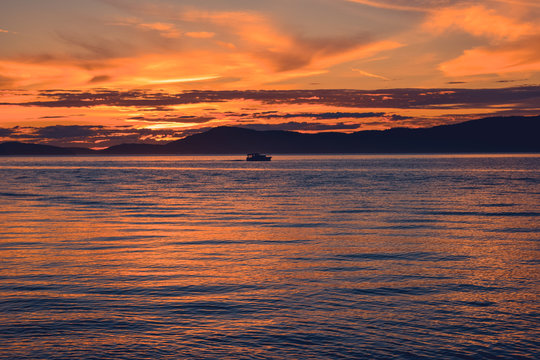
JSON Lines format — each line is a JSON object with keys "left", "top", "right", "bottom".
{"left": 1, "top": 115, "right": 539, "bottom": 155}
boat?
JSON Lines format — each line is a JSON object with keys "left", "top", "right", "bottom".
{"left": 246, "top": 153, "right": 272, "bottom": 161}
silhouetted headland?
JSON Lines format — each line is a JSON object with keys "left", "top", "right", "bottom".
{"left": 1, "top": 115, "right": 539, "bottom": 155}
{"left": 0, "top": 142, "right": 94, "bottom": 156}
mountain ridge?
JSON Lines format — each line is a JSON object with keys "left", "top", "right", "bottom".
{"left": 1, "top": 115, "right": 539, "bottom": 155}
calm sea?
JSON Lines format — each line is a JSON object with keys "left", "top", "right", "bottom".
{"left": 0, "top": 155, "right": 538, "bottom": 359}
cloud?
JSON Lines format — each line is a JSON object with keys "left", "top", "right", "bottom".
{"left": 182, "top": 9, "right": 400, "bottom": 73}
{"left": 5, "top": 86, "right": 540, "bottom": 110}
{"left": 140, "top": 75, "right": 220, "bottom": 84}
{"left": 496, "top": 79, "right": 526, "bottom": 83}
{"left": 13, "top": 89, "right": 187, "bottom": 107}
{"left": 89, "top": 75, "right": 112, "bottom": 83}
{"left": 0, "top": 128, "right": 14, "bottom": 137}
{"left": 0, "top": 7, "right": 402, "bottom": 90}
{"left": 243, "top": 122, "right": 362, "bottom": 131}
{"left": 439, "top": 35, "right": 540, "bottom": 76}
{"left": 2, "top": 124, "right": 194, "bottom": 147}
{"left": 0, "top": 59, "right": 95, "bottom": 89}
{"left": 423, "top": 5, "right": 536, "bottom": 41}
{"left": 128, "top": 115, "right": 214, "bottom": 123}
{"left": 352, "top": 68, "right": 390, "bottom": 80}
{"left": 56, "top": 33, "right": 136, "bottom": 60}
{"left": 253, "top": 111, "right": 386, "bottom": 120}
{"left": 110, "top": 17, "right": 214, "bottom": 40}
{"left": 348, "top": 0, "right": 540, "bottom": 12}
{"left": 387, "top": 114, "right": 413, "bottom": 121}
{"left": 36, "top": 125, "right": 101, "bottom": 139}
{"left": 422, "top": 5, "right": 540, "bottom": 77}
{"left": 3, "top": 0, "right": 539, "bottom": 92}
{"left": 138, "top": 22, "right": 181, "bottom": 38}
{"left": 346, "top": 0, "right": 427, "bottom": 12}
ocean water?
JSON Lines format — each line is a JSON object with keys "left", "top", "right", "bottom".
{"left": 0, "top": 154, "right": 538, "bottom": 359}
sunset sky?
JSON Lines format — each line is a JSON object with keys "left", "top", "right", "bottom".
{"left": 1, "top": 0, "right": 539, "bottom": 148}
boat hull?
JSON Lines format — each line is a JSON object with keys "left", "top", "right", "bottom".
{"left": 246, "top": 153, "right": 272, "bottom": 161}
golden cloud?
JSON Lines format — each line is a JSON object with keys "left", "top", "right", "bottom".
{"left": 423, "top": 5, "right": 537, "bottom": 40}
{"left": 439, "top": 35, "right": 540, "bottom": 76}
{"left": 423, "top": 5, "right": 540, "bottom": 77}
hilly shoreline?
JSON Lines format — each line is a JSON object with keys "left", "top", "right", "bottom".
{"left": 1, "top": 115, "right": 539, "bottom": 155}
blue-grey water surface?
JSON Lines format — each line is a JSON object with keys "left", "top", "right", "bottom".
{"left": 0, "top": 155, "right": 538, "bottom": 359}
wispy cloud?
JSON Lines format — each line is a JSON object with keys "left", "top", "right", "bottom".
{"left": 128, "top": 115, "right": 214, "bottom": 124}
{"left": 419, "top": 4, "right": 540, "bottom": 77}
{"left": 438, "top": 35, "right": 540, "bottom": 76}
{"left": 113, "top": 19, "right": 214, "bottom": 39}
{"left": 4, "top": 124, "right": 192, "bottom": 147}
{"left": 89, "top": 75, "right": 112, "bottom": 84}
{"left": 0, "top": 6, "right": 401, "bottom": 90}
{"left": 182, "top": 9, "right": 401, "bottom": 74}
{"left": 138, "top": 22, "right": 181, "bottom": 38}
{"left": 423, "top": 5, "right": 536, "bottom": 40}
{"left": 253, "top": 111, "right": 386, "bottom": 120}
{"left": 492, "top": 0, "right": 540, "bottom": 7}
{"left": 346, "top": 0, "right": 427, "bottom": 12}
{"left": 0, "top": 128, "right": 14, "bottom": 137}
{"left": 348, "top": 0, "right": 540, "bottom": 12}
{"left": 352, "top": 68, "right": 390, "bottom": 80}
{"left": 139, "top": 75, "right": 221, "bottom": 84}
{"left": 243, "top": 122, "right": 362, "bottom": 131}
{"left": 5, "top": 86, "right": 539, "bottom": 110}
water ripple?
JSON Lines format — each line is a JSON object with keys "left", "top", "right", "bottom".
{"left": 1, "top": 155, "right": 538, "bottom": 359}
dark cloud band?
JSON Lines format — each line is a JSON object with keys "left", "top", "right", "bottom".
{"left": 3, "top": 86, "right": 539, "bottom": 110}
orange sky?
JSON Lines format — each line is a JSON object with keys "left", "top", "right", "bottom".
{"left": 1, "top": 0, "right": 539, "bottom": 147}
